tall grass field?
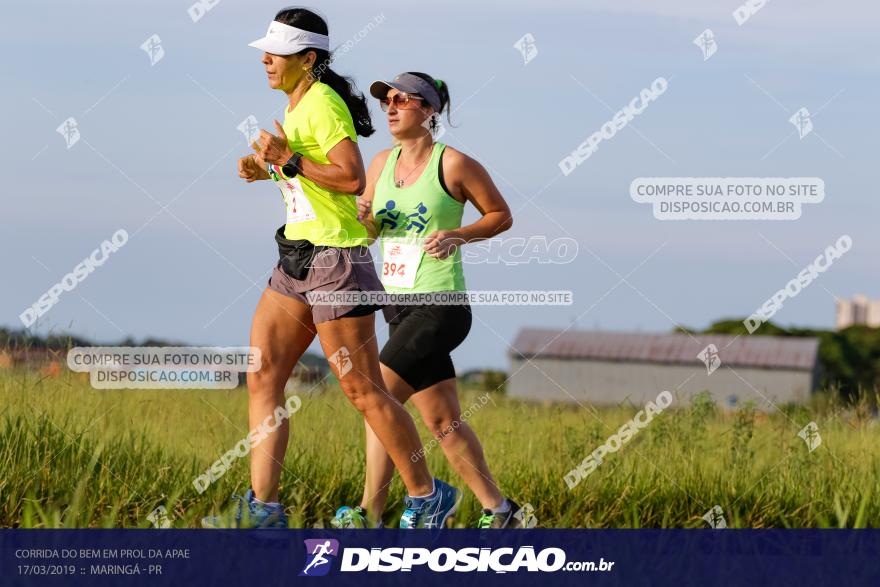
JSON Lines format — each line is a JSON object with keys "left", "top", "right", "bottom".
{"left": 2, "top": 368, "right": 878, "bottom": 528}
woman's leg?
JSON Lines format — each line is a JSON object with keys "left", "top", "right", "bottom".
{"left": 409, "top": 377, "right": 504, "bottom": 510}
{"left": 248, "top": 288, "right": 317, "bottom": 502}
{"left": 315, "top": 314, "right": 434, "bottom": 497}
{"left": 360, "top": 364, "right": 416, "bottom": 523}
{"left": 361, "top": 366, "right": 504, "bottom": 520}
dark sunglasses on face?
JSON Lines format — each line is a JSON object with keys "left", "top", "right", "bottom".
{"left": 379, "top": 92, "right": 424, "bottom": 112}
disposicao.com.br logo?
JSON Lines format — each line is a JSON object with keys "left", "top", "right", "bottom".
{"left": 299, "top": 539, "right": 613, "bottom": 575}
{"left": 300, "top": 539, "right": 339, "bottom": 577}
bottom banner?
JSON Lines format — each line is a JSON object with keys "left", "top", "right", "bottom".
{"left": 2, "top": 529, "right": 878, "bottom": 586}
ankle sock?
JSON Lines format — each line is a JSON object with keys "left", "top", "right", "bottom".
{"left": 253, "top": 497, "right": 281, "bottom": 508}
{"left": 491, "top": 499, "right": 511, "bottom": 514}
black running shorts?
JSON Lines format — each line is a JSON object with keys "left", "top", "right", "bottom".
{"left": 379, "top": 302, "right": 472, "bottom": 391}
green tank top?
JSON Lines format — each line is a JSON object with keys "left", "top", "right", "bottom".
{"left": 375, "top": 142, "right": 466, "bottom": 293}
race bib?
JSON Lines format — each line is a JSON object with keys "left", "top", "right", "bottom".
{"left": 277, "top": 177, "right": 316, "bottom": 224}
{"left": 381, "top": 240, "right": 422, "bottom": 289}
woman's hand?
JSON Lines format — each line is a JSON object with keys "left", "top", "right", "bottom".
{"left": 423, "top": 229, "right": 464, "bottom": 260}
{"left": 238, "top": 153, "right": 270, "bottom": 182}
{"left": 251, "top": 120, "right": 293, "bottom": 166}
{"left": 357, "top": 197, "right": 378, "bottom": 243}
{"left": 357, "top": 196, "right": 373, "bottom": 223}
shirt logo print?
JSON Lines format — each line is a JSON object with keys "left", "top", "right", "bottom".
{"left": 376, "top": 201, "right": 433, "bottom": 233}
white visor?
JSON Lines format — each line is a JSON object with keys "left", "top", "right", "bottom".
{"left": 248, "top": 21, "right": 330, "bottom": 55}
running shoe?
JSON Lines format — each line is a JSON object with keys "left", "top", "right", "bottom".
{"left": 200, "top": 489, "right": 287, "bottom": 529}
{"left": 477, "top": 499, "right": 528, "bottom": 528}
{"left": 399, "top": 479, "right": 462, "bottom": 529}
{"left": 331, "top": 506, "right": 368, "bottom": 529}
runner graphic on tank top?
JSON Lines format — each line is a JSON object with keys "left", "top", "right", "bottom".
{"left": 376, "top": 200, "right": 401, "bottom": 230}
{"left": 405, "top": 202, "right": 432, "bottom": 233}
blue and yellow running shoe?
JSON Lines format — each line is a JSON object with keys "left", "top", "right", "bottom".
{"left": 399, "top": 479, "right": 462, "bottom": 529}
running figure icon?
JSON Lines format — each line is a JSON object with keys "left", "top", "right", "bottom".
{"left": 302, "top": 540, "right": 336, "bottom": 575}
{"left": 376, "top": 200, "right": 401, "bottom": 230}
{"left": 405, "top": 202, "right": 432, "bottom": 233}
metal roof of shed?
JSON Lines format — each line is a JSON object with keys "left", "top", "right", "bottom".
{"left": 509, "top": 328, "right": 819, "bottom": 371}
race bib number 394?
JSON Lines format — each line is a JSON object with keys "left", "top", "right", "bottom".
{"left": 382, "top": 241, "right": 422, "bottom": 289}
{"left": 277, "top": 177, "right": 316, "bottom": 224}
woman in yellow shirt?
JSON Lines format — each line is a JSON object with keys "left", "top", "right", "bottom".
{"left": 202, "top": 7, "right": 460, "bottom": 529}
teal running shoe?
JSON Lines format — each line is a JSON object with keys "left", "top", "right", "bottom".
{"left": 200, "top": 489, "right": 287, "bottom": 529}
{"left": 399, "top": 479, "right": 461, "bottom": 529}
{"left": 331, "top": 506, "right": 368, "bottom": 529}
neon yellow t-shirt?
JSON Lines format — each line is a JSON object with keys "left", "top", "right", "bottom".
{"left": 273, "top": 82, "right": 367, "bottom": 247}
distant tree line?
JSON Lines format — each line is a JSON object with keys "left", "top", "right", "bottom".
{"left": 0, "top": 327, "right": 327, "bottom": 374}
{"left": 678, "top": 319, "right": 880, "bottom": 401}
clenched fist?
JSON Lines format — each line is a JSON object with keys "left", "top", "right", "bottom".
{"left": 424, "top": 229, "right": 464, "bottom": 260}
{"left": 251, "top": 120, "right": 293, "bottom": 166}
{"left": 356, "top": 196, "right": 378, "bottom": 243}
{"left": 238, "top": 153, "right": 269, "bottom": 182}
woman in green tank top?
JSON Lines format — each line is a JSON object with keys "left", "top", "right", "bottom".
{"left": 332, "top": 72, "right": 529, "bottom": 529}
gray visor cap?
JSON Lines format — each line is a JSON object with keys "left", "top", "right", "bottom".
{"left": 369, "top": 73, "right": 442, "bottom": 112}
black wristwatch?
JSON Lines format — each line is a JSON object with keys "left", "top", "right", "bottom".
{"left": 281, "top": 152, "right": 303, "bottom": 178}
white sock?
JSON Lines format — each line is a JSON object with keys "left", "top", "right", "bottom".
{"left": 409, "top": 479, "right": 437, "bottom": 500}
{"left": 491, "top": 499, "right": 511, "bottom": 514}
{"left": 254, "top": 497, "right": 281, "bottom": 508}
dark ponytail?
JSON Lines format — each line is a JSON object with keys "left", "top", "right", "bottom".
{"left": 407, "top": 71, "right": 454, "bottom": 127}
{"left": 274, "top": 7, "right": 375, "bottom": 137}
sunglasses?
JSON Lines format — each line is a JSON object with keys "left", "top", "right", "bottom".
{"left": 379, "top": 92, "right": 424, "bottom": 112}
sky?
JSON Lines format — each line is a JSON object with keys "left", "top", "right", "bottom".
{"left": 2, "top": 0, "right": 878, "bottom": 370}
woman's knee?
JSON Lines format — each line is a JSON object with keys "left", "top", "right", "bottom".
{"left": 339, "top": 375, "right": 386, "bottom": 413}
{"left": 423, "top": 413, "right": 463, "bottom": 442}
{"left": 247, "top": 356, "right": 289, "bottom": 396}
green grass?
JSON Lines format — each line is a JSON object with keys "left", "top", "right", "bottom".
{"left": 1, "top": 368, "right": 878, "bottom": 528}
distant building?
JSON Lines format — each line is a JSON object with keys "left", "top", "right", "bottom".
{"left": 836, "top": 294, "right": 880, "bottom": 329}
{"left": 508, "top": 329, "right": 819, "bottom": 408}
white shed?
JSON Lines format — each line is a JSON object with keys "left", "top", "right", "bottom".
{"left": 507, "top": 329, "right": 819, "bottom": 408}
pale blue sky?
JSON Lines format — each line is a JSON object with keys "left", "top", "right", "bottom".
{"left": 2, "top": 0, "right": 878, "bottom": 369}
